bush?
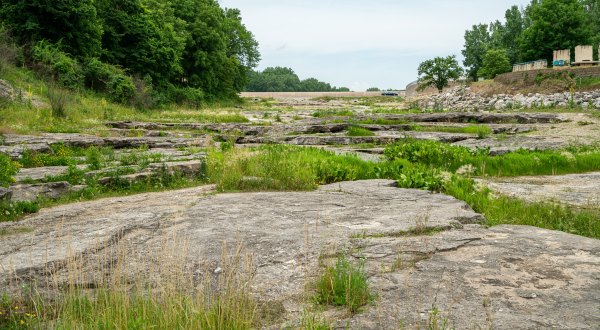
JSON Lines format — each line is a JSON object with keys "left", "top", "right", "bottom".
{"left": 0, "top": 153, "right": 19, "bottom": 187}
{"left": 315, "top": 254, "right": 371, "bottom": 313}
{"left": 478, "top": 49, "right": 512, "bottom": 79}
{"left": 83, "top": 58, "right": 135, "bottom": 104}
{"left": 33, "top": 40, "right": 83, "bottom": 89}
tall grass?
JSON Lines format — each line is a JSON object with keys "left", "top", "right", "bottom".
{"left": 2, "top": 238, "right": 257, "bottom": 329}
{"left": 384, "top": 139, "right": 600, "bottom": 177}
{"left": 314, "top": 255, "right": 371, "bottom": 313}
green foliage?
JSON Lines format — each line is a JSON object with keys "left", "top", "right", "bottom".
{"left": 315, "top": 255, "right": 371, "bottom": 313}
{"left": 520, "top": 0, "right": 591, "bottom": 63}
{"left": 83, "top": 58, "right": 135, "bottom": 104}
{"left": 0, "top": 0, "right": 103, "bottom": 58}
{"left": 18, "top": 144, "right": 77, "bottom": 168}
{"left": 384, "top": 139, "right": 483, "bottom": 170}
{"left": 0, "top": 153, "right": 19, "bottom": 187}
{"left": 33, "top": 41, "right": 83, "bottom": 89}
{"left": 246, "top": 67, "right": 350, "bottom": 92}
{"left": 478, "top": 49, "right": 512, "bottom": 79}
{"left": 346, "top": 126, "right": 375, "bottom": 137}
{"left": 396, "top": 166, "right": 443, "bottom": 192}
{"left": 417, "top": 56, "right": 463, "bottom": 93}
{"left": 385, "top": 139, "right": 600, "bottom": 177}
{"left": 462, "top": 24, "right": 493, "bottom": 81}
{"left": 366, "top": 87, "right": 380, "bottom": 92}
{"left": 0, "top": 200, "right": 39, "bottom": 221}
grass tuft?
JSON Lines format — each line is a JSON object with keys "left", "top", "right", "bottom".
{"left": 314, "top": 254, "right": 371, "bottom": 313}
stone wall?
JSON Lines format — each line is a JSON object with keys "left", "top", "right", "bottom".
{"left": 495, "top": 66, "right": 600, "bottom": 85}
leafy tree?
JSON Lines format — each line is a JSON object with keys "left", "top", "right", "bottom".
{"left": 367, "top": 87, "right": 380, "bottom": 91}
{"left": 0, "top": 0, "right": 103, "bottom": 58}
{"left": 582, "top": 0, "right": 600, "bottom": 47}
{"left": 500, "top": 6, "right": 526, "bottom": 63}
{"left": 96, "top": 0, "right": 185, "bottom": 84}
{"left": 478, "top": 49, "right": 512, "bottom": 79}
{"left": 519, "top": 0, "right": 591, "bottom": 63}
{"left": 417, "top": 56, "right": 463, "bottom": 93}
{"left": 462, "top": 24, "right": 491, "bottom": 81}
{"left": 246, "top": 67, "right": 349, "bottom": 92}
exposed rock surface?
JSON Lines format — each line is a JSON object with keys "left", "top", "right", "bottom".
{"left": 479, "top": 172, "right": 600, "bottom": 207}
{"left": 420, "top": 86, "right": 600, "bottom": 111}
{"left": 0, "top": 134, "right": 207, "bottom": 158}
{"left": 1, "top": 180, "right": 598, "bottom": 329}
{"left": 9, "top": 182, "right": 85, "bottom": 202}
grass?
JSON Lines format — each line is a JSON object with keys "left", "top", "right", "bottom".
{"left": 353, "top": 118, "right": 409, "bottom": 125}
{"left": 0, "top": 239, "right": 257, "bottom": 329}
{"left": 314, "top": 254, "right": 371, "bottom": 313}
{"left": 0, "top": 64, "right": 249, "bottom": 135}
{"left": 346, "top": 126, "right": 375, "bottom": 137}
{"left": 384, "top": 139, "right": 600, "bottom": 177}
{"left": 443, "top": 176, "right": 600, "bottom": 239}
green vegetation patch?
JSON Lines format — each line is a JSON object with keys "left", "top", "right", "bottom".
{"left": 314, "top": 255, "right": 372, "bottom": 313}
{"left": 411, "top": 124, "right": 492, "bottom": 138}
{"left": 346, "top": 126, "right": 375, "bottom": 137}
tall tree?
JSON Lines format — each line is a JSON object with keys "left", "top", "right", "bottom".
{"left": 96, "top": 0, "right": 185, "bottom": 84}
{"left": 519, "top": 0, "right": 591, "bottom": 63}
{"left": 417, "top": 56, "right": 463, "bottom": 93}
{"left": 0, "top": 0, "right": 102, "bottom": 58}
{"left": 501, "top": 6, "right": 526, "bottom": 63}
{"left": 478, "top": 49, "right": 513, "bottom": 79}
{"left": 462, "top": 24, "right": 491, "bottom": 81}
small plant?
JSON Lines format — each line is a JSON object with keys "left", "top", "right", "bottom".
{"left": 301, "top": 309, "right": 332, "bottom": 330}
{"left": 346, "top": 126, "right": 375, "bottom": 137}
{"left": 315, "top": 254, "right": 371, "bottom": 313}
{"left": 85, "top": 146, "right": 102, "bottom": 170}
{"left": 0, "top": 153, "right": 20, "bottom": 187}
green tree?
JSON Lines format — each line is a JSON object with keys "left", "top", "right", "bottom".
{"left": 417, "top": 56, "right": 463, "bottom": 93}
{"left": 501, "top": 6, "right": 526, "bottom": 63}
{"left": 519, "top": 0, "right": 591, "bottom": 63}
{"left": 0, "top": 0, "right": 102, "bottom": 58}
{"left": 478, "top": 49, "right": 512, "bottom": 79}
{"left": 582, "top": 0, "right": 600, "bottom": 47}
{"left": 96, "top": 0, "right": 185, "bottom": 85}
{"left": 366, "top": 87, "right": 380, "bottom": 91}
{"left": 462, "top": 24, "right": 491, "bottom": 81}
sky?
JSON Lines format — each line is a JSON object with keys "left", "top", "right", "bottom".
{"left": 219, "top": 0, "right": 531, "bottom": 91}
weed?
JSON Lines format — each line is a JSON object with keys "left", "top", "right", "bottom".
{"left": 314, "top": 254, "right": 371, "bottom": 313}
{"left": 0, "top": 153, "right": 20, "bottom": 187}
{"left": 85, "top": 146, "right": 103, "bottom": 170}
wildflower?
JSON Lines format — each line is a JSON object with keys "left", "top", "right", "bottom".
{"left": 20, "top": 320, "right": 25, "bottom": 325}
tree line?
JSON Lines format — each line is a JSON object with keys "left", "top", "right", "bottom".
{"left": 463, "top": 0, "right": 600, "bottom": 81}
{"left": 0, "top": 0, "right": 259, "bottom": 106}
{"left": 245, "top": 67, "right": 350, "bottom": 92}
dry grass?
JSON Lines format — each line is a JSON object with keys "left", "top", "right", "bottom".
{"left": 2, "top": 234, "right": 257, "bottom": 329}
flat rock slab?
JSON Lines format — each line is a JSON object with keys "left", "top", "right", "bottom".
{"left": 350, "top": 225, "right": 600, "bottom": 329}
{"left": 14, "top": 165, "right": 88, "bottom": 182}
{"left": 0, "top": 180, "right": 598, "bottom": 329}
{"left": 9, "top": 182, "right": 85, "bottom": 202}
{"left": 479, "top": 172, "right": 600, "bottom": 207}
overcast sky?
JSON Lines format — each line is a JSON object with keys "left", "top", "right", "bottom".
{"left": 219, "top": 0, "right": 531, "bottom": 91}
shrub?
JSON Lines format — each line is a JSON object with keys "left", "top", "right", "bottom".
{"left": 0, "top": 153, "right": 19, "bottom": 187}
{"left": 83, "top": 58, "right": 135, "bottom": 104}
{"left": 315, "top": 254, "right": 371, "bottom": 313}
{"left": 33, "top": 40, "right": 83, "bottom": 89}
